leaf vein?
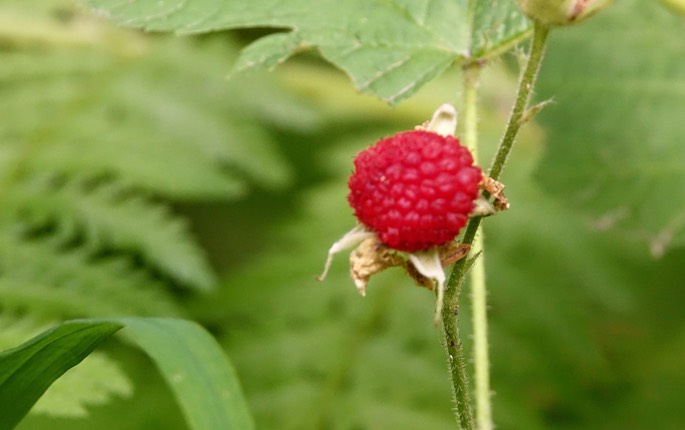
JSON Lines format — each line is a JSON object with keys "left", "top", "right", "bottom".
{"left": 385, "top": 55, "right": 454, "bottom": 104}
{"left": 357, "top": 55, "right": 413, "bottom": 90}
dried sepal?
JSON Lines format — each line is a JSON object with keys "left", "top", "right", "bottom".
{"left": 344, "top": 236, "right": 471, "bottom": 325}
{"left": 349, "top": 237, "right": 404, "bottom": 296}
{"left": 480, "top": 176, "right": 510, "bottom": 212}
{"left": 319, "top": 232, "right": 472, "bottom": 324}
{"left": 316, "top": 224, "right": 375, "bottom": 282}
{"left": 439, "top": 242, "right": 472, "bottom": 266}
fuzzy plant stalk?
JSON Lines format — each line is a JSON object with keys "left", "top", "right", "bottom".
{"left": 443, "top": 22, "right": 550, "bottom": 430}
{"left": 463, "top": 63, "right": 493, "bottom": 430}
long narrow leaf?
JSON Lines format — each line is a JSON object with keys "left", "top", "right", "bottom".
{"left": 0, "top": 318, "right": 253, "bottom": 430}
{"left": 0, "top": 321, "right": 123, "bottom": 430}
{"left": 116, "top": 317, "right": 254, "bottom": 430}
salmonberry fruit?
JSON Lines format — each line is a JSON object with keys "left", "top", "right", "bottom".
{"left": 348, "top": 130, "right": 482, "bottom": 252}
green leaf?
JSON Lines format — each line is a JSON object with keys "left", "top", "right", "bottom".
{"left": 0, "top": 314, "right": 132, "bottom": 419}
{"left": 0, "top": 320, "right": 123, "bottom": 430}
{"left": 470, "top": 0, "right": 533, "bottom": 60}
{"left": 84, "top": 0, "right": 531, "bottom": 104}
{"left": 118, "top": 318, "right": 254, "bottom": 430}
{"left": 533, "top": 0, "right": 685, "bottom": 255}
{"left": 0, "top": 318, "right": 253, "bottom": 430}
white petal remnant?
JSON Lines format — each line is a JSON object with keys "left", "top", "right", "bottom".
{"left": 408, "top": 248, "right": 447, "bottom": 325}
{"left": 425, "top": 103, "right": 458, "bottom": 137}
{"left": 316, "top": 225, "right": 375, "bottom": 282}
{"left": 472, "top": 197, "right": 497, "bottom": 217}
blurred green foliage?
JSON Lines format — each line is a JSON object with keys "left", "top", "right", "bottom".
{"left": 535, "top": 0, "right": 685, "bottom": 255}
{"left": 1, "top": 0, "right": 684, "bottom": 429}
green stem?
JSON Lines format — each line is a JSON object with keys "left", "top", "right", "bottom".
{"left": 489, "top": 23, "right": 550, "bottom": 182}
{"left": 441, "top": 64, "right": 481, "bottom": 430}
{"left": 443, "top": 22, "right": 550, "bottom": 430}
{"left": 441, "top": 272, "right": 474, "bottom": 430}
{"left": 471, "top": 230, "right": 490, "bottom": 430}
{"left": 464, "top": 64, "right": 494, "bottom": 430}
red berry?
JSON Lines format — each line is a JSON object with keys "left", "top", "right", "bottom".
{"left": 348, "top": 130, "right": 482, "bottom": 252}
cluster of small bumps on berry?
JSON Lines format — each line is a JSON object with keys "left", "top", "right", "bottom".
{"left": 348, "top": 130, "right": 482, "bottom": 252}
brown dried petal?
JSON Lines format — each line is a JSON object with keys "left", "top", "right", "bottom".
{"left": 480, "top": 176, "right": 510, "bottom": 211}
{"left": 349, "top": 238, "right": 405, "bottom": 295}
{"left": 349, "top": 236, "right": 470, "bottom": 298}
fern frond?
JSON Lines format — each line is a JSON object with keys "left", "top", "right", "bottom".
{"left": 31, "top": 351, "right": 133, "bottom": 418}
{"left": 0, "top": 232, "right": 181, "bottom": 318}
{"left": 0, "top": 37, "right": 293, "bottom": 200}
{"left": 4, "top": 176, "right": 215, "bottom": 290}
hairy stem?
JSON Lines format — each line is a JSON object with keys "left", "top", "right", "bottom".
{"left": 440, "top": 64, "right": 481, "bottom": 430}
{"left": 441, "top": 268, "right": 474, "bottom": 430}
{"left": 443, "top": 22, "right": 550, "bottom": 430}
{"left": 489, "top": 24, "right": 550, "bottom": 181}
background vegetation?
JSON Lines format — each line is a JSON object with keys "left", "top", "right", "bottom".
{"left": 1, "top": 0, "right": 684, "bottom": 429}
